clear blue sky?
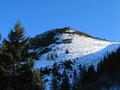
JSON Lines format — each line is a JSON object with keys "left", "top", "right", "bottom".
{"left": 0, "top": 0, "right": 120, "bottom": 41}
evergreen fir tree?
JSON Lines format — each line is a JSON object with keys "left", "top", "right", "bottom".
{"left": 81, "top": 65, "right": 97, "bottom": 84}
{"left": 0, "top": 55, "right": 7, "bottom": 89}
{"left": 72, "top": 70, "right": 78, "bottom": 90}
{"left": 33, "top": 70, "right": 44, "bottom": 90}
{"left": 0, "top": 34, "right": 11, "bottom": 90}
{"left": 60, "top": 70, "right": 70, "bottom": 90}
{"left": 65, "top": 49, "right": 69, "bottom": 54}
{"left": 52, "top": 63, "right": 59, "bottom": 76}
{"left": 86, "top": 65, "right": 97, "bottom": 83}
{"left": 1, "top": 22, "right": 40, "bottom": 90}
{"left": 51, "top": 63, "right": 60, "bottom": 90}
{"left": 51, "top": 75, "right": 59, "bottom": 90}
{"left": 50, "top": 53, "right": 55, "bottom": 60}
{"left": 79, "top": 65, "right": 87, "bottom": 84}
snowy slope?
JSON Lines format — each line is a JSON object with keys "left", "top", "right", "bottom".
{"left": 32, "top": 28, "right": 120, "bottom": 90}
{"left": 34, "top": 29, "right": 120, "bottom": 69}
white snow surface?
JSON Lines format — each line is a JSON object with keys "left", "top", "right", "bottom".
{"left": 34, "top": 31, "right": 120, "bottom": 69}
{"left": 34, "top": 30, "right": 120, "bottom": 90}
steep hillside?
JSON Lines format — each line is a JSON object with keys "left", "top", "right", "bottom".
{"left": 30, "top": 27, "right": 120, "bottom": 90}
{"left": 31, "top": 27, "right": 120, "bottom": 68}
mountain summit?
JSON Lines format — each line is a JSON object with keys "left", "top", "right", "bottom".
{"left": 30, "top": 27, "right": 120, "bottom": 68}
{"left": 31, "top": 27, "right": 104, "bottom": 48}
{"left": 30, "top": 27, "right": 120, "bottom": 89}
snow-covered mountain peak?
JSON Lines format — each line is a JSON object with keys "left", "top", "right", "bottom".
{"left": 31, "top": 27, "right": 106, "bottom": 47}
{"left": 31, "top": 27, "right": 120, "bottom": 90}
{"left": 31, "top": 27, "right": 120, "bottom": 69}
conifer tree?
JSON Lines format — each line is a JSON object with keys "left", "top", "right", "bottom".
{"left": 86, "top": 65, "right": 97, "bottom": 83}
{"left": 65, "top": 49, "right": 69, "bottom": 54}
{"left": 72, "top": 70, "right": 79, "bottom": 90}
{"left": 81, "top": 65, "right": 97, "bottom": 84}
{"left": 0, "top": 35, "right": 6, "bottom": 89}
{"left": 51, "top": 63, "right": 60, "bottom": 90}
{"left": 52, "top": 63, "right": 59, "bottom": 76}
{"left": 1, "top": 22, "right": 40, "bottom": 90}
{"left": 51, "top": 75, "right": 59, "bottom": 90}
{"left": 61, "top": 70, "right": 70, "bottom": 90}
{"left": 0, "top": 34, "right": 13, "bottom": 90}
{"left": 33, "top": 70, "right": 44, "bottom": 90}
{"left": 79, "top": 65, "right": 87, "bottom": 84}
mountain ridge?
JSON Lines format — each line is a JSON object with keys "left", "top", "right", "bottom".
{"left": 30, "top": 27, "right": 108, "bottom": 49}
{"left": 34, "top": 27, "right": 107, "bottom": 41}
{"left": 30, "top": 27, "right": 120, "bottom": 90}
{"left": 31, "top": 27, "right": 120, "bottom": 69}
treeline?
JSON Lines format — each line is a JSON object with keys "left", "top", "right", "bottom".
{"left": 0, "top": 22, "right": 43, "bottom": 90}
{"left": 49, "top": 47, "right": 120, "bottom": 90}
{"left": 80, "top": 47, "right": 120, "bottom": 90}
